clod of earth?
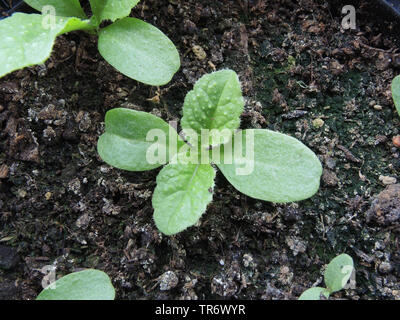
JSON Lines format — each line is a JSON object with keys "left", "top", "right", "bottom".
{"left": 366, "top": 184, "right": 400, "bottom": 226}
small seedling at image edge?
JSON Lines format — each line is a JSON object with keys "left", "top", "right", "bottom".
{"left": 299, "top": 254, "right": 355, "bottom": 300}
{"left": 391, "top": 74, "right": 400, "bottom": 117}
{"left": 97, "top": 69, "right": 323, "bottom": 235}
{"left": 0, "top": 0, "right": 180, "bottom": 86}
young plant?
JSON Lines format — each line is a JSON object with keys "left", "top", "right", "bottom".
{"left": 36, "top": 269, "right": 115, "bottom": 300}
{"left": 299, "top": 254, "right": 355, "bottom": 300}
{"left": 391, "top": 75, "right": 400, "bottom": 116}
{"left": 0, "top": 0, "right": 180, "bottom": 86}
{"left": 97, "top": 69, "right": 323, "bottom": 235}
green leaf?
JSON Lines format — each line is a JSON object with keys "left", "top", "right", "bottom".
{"left": 58, "top": 17, "right": 95, "bottom": 35}
{"left": 98, "top": 17, "right": 180, "bottom": 86}
{"left": 216, "top": 129, "right": 322, "bottom": 203}
{"left": 97, "top": 108, "right": 184, "bottom": 171}
{"left": 324, "top": 254, "right": 354, "bottom": 293}
{"left": 181, "top": 70, "right": 244, "bottom": 146}
{"left": 0, "top": 13, "right": 92, "bottom": 78}
{"left": 391, "top": 75, "right": 400, "bottom": 116}
{"left": 36, "top": 269, "right": 115, "bottom": 300}
{"left": 89, "top": 0, "right": 140, "bottom": 25}
{"left": 152, "top": 163, "right": 215, "bottom": 235}
{"left": 24, "top": 0, "right": 87, "bottom": 19}
{"left": 298, "top": 287, "right": 330, "bottom": 300}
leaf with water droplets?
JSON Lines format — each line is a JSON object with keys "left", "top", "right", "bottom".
{"left": 97, "top": 108, "right": 185, "bottom": 171}
{"left": 24, "top": 0, "right": 87, "bottom": 19}
{"left": 181, "top": 70, "right": 244, "bottom": 147}
{"left": 153, "top": 163, "right": 215, "bottom": 235}
{"left": 0, "top": 13, "right": 92, "bottom": 78}
{"left": 89, "top": 0, "right": 140, "bottom": 25}
{"left": 217, "top": 129, "right": 322, "bottom": 203}
{"left": 98, "top": 17, "right": 180, "bottom": 86}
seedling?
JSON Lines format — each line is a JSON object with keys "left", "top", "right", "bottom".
{"left": 391, "top": 75, "right": 400, "bottom": 116}
{"left": 36, "top": 269, "right": 115, "bottom": 300}
{"left": 97, "top": 69, "right": 323, "bottom": 235}
{"left": 299, "top": 254, "right": 355, "bottom": 300}
{"left": 0, "top": 0, "right": 180, "bottom": 85}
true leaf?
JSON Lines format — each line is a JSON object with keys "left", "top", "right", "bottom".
{"left": 298, "top": 287, "right": 330, "bottom": 300}
{"left": 181, "top": 70, "right": 244, "bottom": 146}
{"left": 0, "top": 13, "right": 92, "bottom": 78}
{"left": 97, "top": 108, "right": 184, "bottom": 171}
{"left": 152, "top": 163, "right": 215, "bottom": 235}
{"left": 24, "top": 0, "right": 87, "bottom": 19}
{"left": 58, "top": 17, "right": 95, "bottom": 35}
{"left": 324, "top": 254, "right": 354, "bottom": 293}
{"left": 36, "top": 269, "right": 115, "bottom": 300}
{"left": 217, "top": 129, "right": 322, "bottom": 203}
{"left": 89, "top": 0, "right": 140, "bottom": 25}
{"left": 98, "top": 17, "right": 180, "bottom": 86}
{"left": 391, "top": 75, "right": 400, "bottom": 116}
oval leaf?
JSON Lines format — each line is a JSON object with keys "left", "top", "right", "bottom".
{"left": 25, "top": 0, "right": 87, "bottom": 19}
{"left": 89, "top": 0, "right": 140, "bottom": 24}
{"left": 217, "top": 129, "right": 322, "bottom": 203}
{"left": 0, "top": 13, "right": 92, "bottom": 78}
{"left": 298, "top": 287, "right": 330, "bottom": 300}
{"left": 97, "top": 108, "right": 184, "bottom": 171}
{"left": 98, "top": 17, "right": 180, "bottom": 86}
{"left": 36, "top": 269, "right": 115, "bottom": 300}
{"left": 324, "top": 254, "right": 354, "bottom": 293}
{"left": 391, "top": 75, "right": 400, "bottom": 116}
{"left": 153, "top": 163, "right": 215, "bottom": 235}
{"left": 181, "top": 70, "right": 244, "bottom": 146}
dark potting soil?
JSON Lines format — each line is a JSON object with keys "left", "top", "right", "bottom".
{"left": 0, "top": 0, "right": 399, "bottom": 300}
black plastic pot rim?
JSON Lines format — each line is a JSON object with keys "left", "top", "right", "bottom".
{"left": 0, "top": 0, "right": 24, "bottom": 20}
{"left": 378, "top": 0, "right": 400, "bottom": 17}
